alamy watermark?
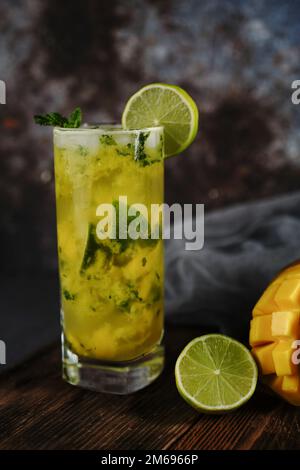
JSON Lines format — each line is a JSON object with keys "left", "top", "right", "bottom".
{"left": 0, "top": 81, "right": 6, "bottom": 366}
{"left": 292, "top": 340, "right": 300, "bottom": 365}
{"left": 0, "top": 340, "right": 6, "bottom": 365}
{"left": 0, "top": 80, "right": 6, "bottom": 104}
{"left": 96, "top": 196, "right": 204, "bottom": 251}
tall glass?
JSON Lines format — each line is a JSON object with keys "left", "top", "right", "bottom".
{"left": 53, "top": 125, "right": 164, "bottom": 394}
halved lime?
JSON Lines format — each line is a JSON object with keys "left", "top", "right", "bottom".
{"left": 175, "top": 334, "right": 258, "bottom": 413}
{"left": 122, "top": 83, "right": 199, "bottom": 158}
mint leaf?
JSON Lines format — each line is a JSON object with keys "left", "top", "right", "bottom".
{"left": 34, "top": 107, "right": 82, "bottom": 128}
{"left": 135, "top": 131, "right": 150, "bottom": 165}
{"left": 116, "top": 281, "right": 143, "bottom": 312}
{"left": 81, "top": 224, "right": 103, "bottom": 272}
{"left": 134, "top": 132, "right": 162, "bottom": 166}
{"left": 34, "top": 112, "right": 68, "bottom": 127}
{"left": 63, "top": 289, "right": 76, "bottom": 301}
{"left": 100, "top": 135, "right": 117, "bottom": 146}
{"left": 116, "top": 143, "right": 134, "bottom": 157}
{"left": 68, "top": 107, "right": 82, "bottom": 128}
{"left": 77, "top": 145, "right": 89, "bottom": 156}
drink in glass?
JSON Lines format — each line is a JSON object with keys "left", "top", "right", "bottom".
{"left": 54, "top": 125, "right": 164, "bottom": 393}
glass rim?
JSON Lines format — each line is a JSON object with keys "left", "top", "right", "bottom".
{"left": 54, "top": 123, "right": 164, "bottom": 134}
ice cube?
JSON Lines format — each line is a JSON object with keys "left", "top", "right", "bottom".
{"left": 54, "top": 130, "right": 100, "bottom": 154}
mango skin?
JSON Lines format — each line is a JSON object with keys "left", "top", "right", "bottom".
{"left": 250, "top": 261, "right": 300, "bottom": 406}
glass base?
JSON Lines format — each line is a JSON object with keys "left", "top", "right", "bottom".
{"left": 62, "top": 337, "right": 164, "bottom": 395}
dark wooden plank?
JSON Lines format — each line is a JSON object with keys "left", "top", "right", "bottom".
{"left": 170, "top": 386, "right": 281, "bottom": 450}
{"left": 250, "top": 403, "right": 300, "bottom": 450}
{"left": 0, "top": 327, "right": 199, "bottom": 450}
{"left": 0, "top": 326, "right": 299, "bottom": 450}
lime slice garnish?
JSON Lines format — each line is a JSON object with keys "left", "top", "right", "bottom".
{"left": 175, "top": 334, "right": 258, "bottom": 413}
{"left": 122, "top": 83, "right": 199, "bottom": 158}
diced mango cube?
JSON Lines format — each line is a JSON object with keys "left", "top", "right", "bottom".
{"left": 264, "top": 374, "right": 300, "bottom": 406}
{"left": 274, "top": 279, "right": 300, "bottom": 310}
{"left": 253, "top": 283, "right": 280, "bottom": 315}
{"left": 283, "top": 264, "right": 300, "bottom": 279}
{"left": 252, "top": 343, "right": 276, "bottom": 374}
{"left": 250, "top": 262, "right": 300, "bottom": 405}
{"left": 249, "top": 315, "right": 273, "bottom": 347}
{"left": 286, "top": 272, "right": 300, "bottom": 280}
{"left": 271, "top": 311, "right": 300, "bottom": 339}
{"left": 281, "top": 375, "right": 300, "bottom": 405}
{"left": 282, "top": 374, "right": 299, "bottom": 393}
{"left": 272, "top": 340, "right": 297, "bottom": 376}
{"left": 253, "top": 307, "right": 267, "bottom": 317}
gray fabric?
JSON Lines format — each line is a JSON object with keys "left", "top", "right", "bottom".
{"left": 165, "top": 191, "right": 300, "bottom": 341}
{"left": 1, "top": 191, "right": 300, "bottom": 374}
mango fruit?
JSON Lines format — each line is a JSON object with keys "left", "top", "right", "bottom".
{"left": 249, "top": 262, "right": 300, "bottom": 405}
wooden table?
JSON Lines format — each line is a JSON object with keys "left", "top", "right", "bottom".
{"left": 0, "top": 326, "right": 299, "bottom": 450}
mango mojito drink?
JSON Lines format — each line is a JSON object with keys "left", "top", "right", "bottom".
{"left": 35, "top": 83, "right": 198, "bottom": 393}
{"left": 54, "top": 126, "right": 164, "bottom": 364}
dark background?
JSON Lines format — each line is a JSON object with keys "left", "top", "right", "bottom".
{"left": 2, "top": 1, "right": 300, "bottom": 443}
{"left": 1, "top": 0, "right": 300, "bottom": 276}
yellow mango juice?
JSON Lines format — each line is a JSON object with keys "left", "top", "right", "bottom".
{"left": 54, "top": 126, "right": 164, "bottom": 363}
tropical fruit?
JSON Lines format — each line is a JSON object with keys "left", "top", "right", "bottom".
{"left": 122, "top": 83, "right": 199, "bottom": 158}
{"left": 250, "top": 261, "right": 300, "bottom": 405}
{"left": 175, "top": 334, "right": 257, "bottom": 413}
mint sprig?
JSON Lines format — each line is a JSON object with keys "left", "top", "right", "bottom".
{"left": 34, "top": 107, "right": 82, "bottom": 128}
{"left": 67, "top": 108, "right": 82, "bottom": 127}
